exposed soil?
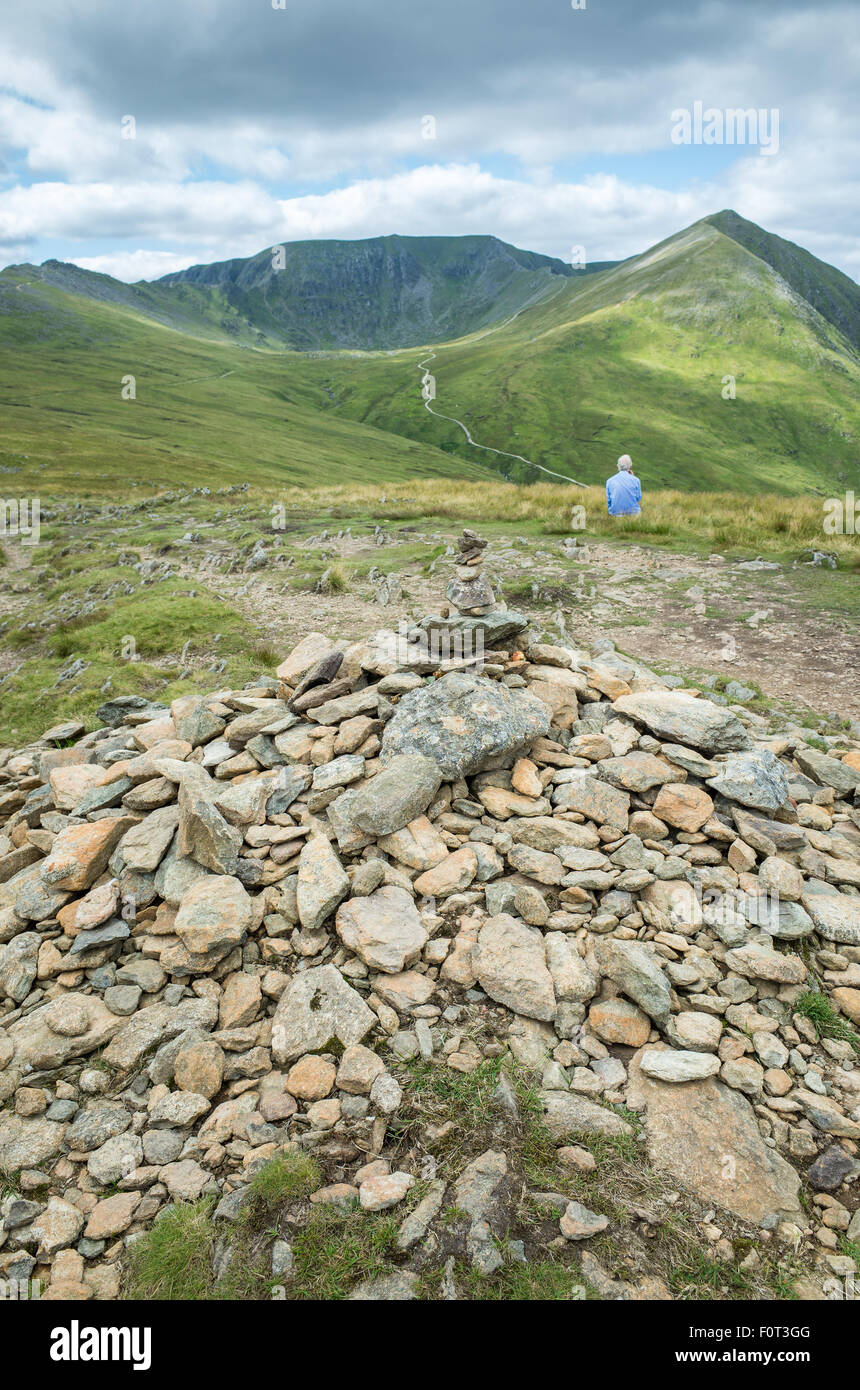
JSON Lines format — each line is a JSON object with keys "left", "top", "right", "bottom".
{"left": 169, "top": 528, "right": 860, "bottom": 722}
{"left": 2, "top": 516, "right": 857, "bottom": 725}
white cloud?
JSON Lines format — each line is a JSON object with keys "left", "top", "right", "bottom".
{"left": 0, "top": 165, "right": 716, "bottom": 274}
{"left": 0, "top": 0, "right": 857, "bottom": 279}
{"left": 5, "top": 159, "right": 859, "bottom": 282}
{"left": 74, "top": 248, "right": 212, "bottom": 280}
{"left": 0, "top": 180, "right": 281, "bottom": 249}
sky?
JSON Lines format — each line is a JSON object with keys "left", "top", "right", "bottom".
{"left": 0, "top": 0, "right": 858, "bottom": 283}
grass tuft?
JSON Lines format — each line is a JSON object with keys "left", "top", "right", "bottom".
{"left": 795, "top": 991, "right": 860, "bottom": 1051}
{"left": 124, "top": 1198, "right": 216, "bottom": 1301}
{"left": 245, "top": 1151, "right": 322, "bottom": 1211}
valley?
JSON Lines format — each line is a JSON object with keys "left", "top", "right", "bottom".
{"left": 2, "top": 211, "right": 859, "bottom": 498}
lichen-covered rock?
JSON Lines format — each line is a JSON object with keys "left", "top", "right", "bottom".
{"left": 612, "top": 691, "right": 750, "bottom": 754}
{"left": 8, "top": 993, "right": 124, "bottom": 1070}
{"left": 472, "top": 914, "right": 556, "bottom": 1021}
{"left": 173, "top": 875, "right": 253, "bottom": 964}
{"left": 271, "top": 964, "right": 376, "bottom": 1063}
{"left": 794, "top": 745, "right": 860, "bottom": 796}
{"left": 801, "top": 890, "right": 860, "bottom": 945}
{"left": 40, "top": 817, "right": 133, "bottom": 891}
{"left": 381, "top": 671, "right": 549, "bottom": 779}
{"left": 0, "top": 1112, "right": 69, "bottom": 1170}
{"left": 296, "top": 836, "right": 349, "bottom": 931}
{"left": 349, "top": 755, "right": 441, "bottom": 835}
{"left": 335, "top": 886, "right": 427, "bottom": 973}
{"left": 594, "top": 937, "right": 671, "bottom": 1027}
{"left": 627, "top": 1052, "right": 802, "bottom": 1223}
{"left": 706, "top": 749, "right": 789, "bottom": 812}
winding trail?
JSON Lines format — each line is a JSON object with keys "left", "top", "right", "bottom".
{"left": 415, "top": 281, "right": 586, "bottom": 487}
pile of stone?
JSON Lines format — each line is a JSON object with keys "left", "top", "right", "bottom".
{"left": 445, "top": 529, "right": 496, "bottom": 616}
{"left": 1, "top": 604, "right": 860, "bottom": 1300}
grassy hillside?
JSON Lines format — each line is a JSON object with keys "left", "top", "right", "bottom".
{"left": 0, "top": 276, "right": 490, "bottom": 495}
{"left": 1, "top": 216, "right": 857, "bottom": 498}
{"left": 706, "top": 209, "right": 860, "bottom": 353}
{"left": 277, "top": 221, "right": 860, "bottom": 495}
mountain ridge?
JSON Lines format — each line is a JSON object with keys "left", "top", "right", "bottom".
{"left": 705, "top": 209, "right": 860, "bottom": 354}
{"left": 5, "top": 234, "right": 615, "bottom": 352}
{"left": 0, "top": 212, "right": 857, "bottom": 496}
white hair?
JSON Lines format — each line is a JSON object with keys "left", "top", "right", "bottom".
{"left": 617, "top": 454, "right": 633, "bottom": 472}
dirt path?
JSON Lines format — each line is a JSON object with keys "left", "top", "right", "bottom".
{"left": 2, "top": 503, "right": 855, "bottom": 723}
{"left": 162, "top": 524, "right": 860, "bottom": 722}
{"left": 559, "top": 540, "right": 859, "bottom": 720}
{"left": 417, "top": 351, "right": 587, "bottom": 488}
{"left": 414, "top": 280, "right": 588, "bottom": 488}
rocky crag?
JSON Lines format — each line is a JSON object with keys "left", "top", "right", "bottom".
{"left": 1, "top": 534, "right": 859, "bottom": 1301}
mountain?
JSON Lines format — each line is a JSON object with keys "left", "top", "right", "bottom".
{"left": 6, "top": 235, "right": 594, "bottom": 352}
{"left": 705, "top": 209, "right": 860, "bottom": 353}
{"left": 0, "top": 214, "right": 857, "bottom": 496}
{"left": 281, "top": 215, "right": 860, "bottom": 494}
{"left": 153, "top": 234, "right": 610, "bottom": 349}
{"left": 0, "top": 270, "right": 490, "bottom": 495}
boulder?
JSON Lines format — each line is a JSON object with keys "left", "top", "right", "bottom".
{"left": 178, "top": 768, "right": 242, "bottom": 872}
{"left": 174, "top": 875, "right": 253, "bottom": 964}
{"left": 0, "top": 1113, "right": 68, "bottom": 1170}
{"left": 377, "top": 816, "right": 449, "bottom": 872}
{"left": 639, "top": 1048, "right": 721, "bottom": 1083}
{"left": 277, "top": 633, "right": 343, "bottom": 686}
{"left": 627, "top": 1052, "right": 801, "bottom": 1224}
{"left": 552, "top": 774, "right": 629, "bottom": 829}
{"left": 801, "top": 891, "right": 860, "bottom": 945}
{"left": 472, "top": 914, "right": 556, "bottom": 1021}
{"left": 588, "top": 997, "right": 651, "bottom": 1047}
{"left": 40, "top": 817, "right": 133, "bottom": 891}
{"left": 594, "top": 937, "right": 671, "bottom": 1027}
{"left": 724, "top": 942, "right": 807, "bottom": 984}
{"left": 414, "top": 610, "right": 529, "bottom": 649}
{"left": 652, "top": 783, "right": 714, "bottom": 832}
{"left": 539, "top": 1090, "right": 633, "bottom": 1139}
{"left": 706, "top": 750, "right": 789, "bottom": 812}
{"left": 297, "top": 836, "right": 349, "bottom": 931}
{"left": 612, "top": 691, "right": 750, "bottom": 754}
{"left": 794, "top": 746, "right": 860, "bottom": 797}
{"left": 335, "top": 886, "right": 428, "bottom": 974}
{"left": 381, "top": 671, "right": 549, "bottom": 779}
{"left": 349, "top": 755, "right": 441, "bottom": 835}
{"left": 560, "top": 1200, "right": 609, "bottom": 1241}
{"left": 117, "top": 805, "right": 179, "bottom": 872}
{"left": 271, "top": 964, "right": 376, "bottom": 1063}
{"left": 8, "top": 993, "right": 123, "bottom": 1070}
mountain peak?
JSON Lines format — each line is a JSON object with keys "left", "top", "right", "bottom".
{"left": 704, "top": 210, "right": 860, "bottom": 351}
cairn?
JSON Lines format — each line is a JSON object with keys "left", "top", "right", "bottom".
{"left": 445, "top": 528, "right": 497, "bottom": 616}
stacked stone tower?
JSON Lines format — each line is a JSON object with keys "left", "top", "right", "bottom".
{"left": 445, "top": 529, "right": 496, "bottom": 616}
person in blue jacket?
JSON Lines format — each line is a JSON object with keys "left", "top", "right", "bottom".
{"left": 606, "top": 454, "right": 642, "bottom": 516}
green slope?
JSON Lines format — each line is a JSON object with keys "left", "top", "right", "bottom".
{"left": 0, "top": 276, "right": 489, "bottom": 495}
{"left": 706, "top": 209, "right": 860, "bottom": 353}
{"left": 0, "top": 214, "right": 857, "bottom": 497}
{"left": 278, "top": 219, "right": 860, "bottom": 494}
